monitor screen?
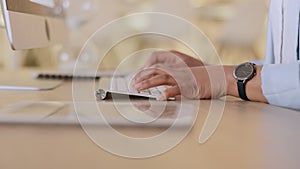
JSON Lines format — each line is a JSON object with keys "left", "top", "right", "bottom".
{"left": 1, "top": 0, "right": 68, "bottom": 50}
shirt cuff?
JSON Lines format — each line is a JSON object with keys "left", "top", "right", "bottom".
{"left": 261, "top": 63, "right": 300, "bottom": 110}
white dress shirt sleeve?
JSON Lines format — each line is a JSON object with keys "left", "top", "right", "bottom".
{"left": 261, "top": 62, "right": 300, "bottom": 110}
{"left": 261, "top": 0, "right": 300, "bottom": 110}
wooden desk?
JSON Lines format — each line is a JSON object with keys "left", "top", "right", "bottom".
{"left": 0, "top": 78, "right": 300, "bottom": 169}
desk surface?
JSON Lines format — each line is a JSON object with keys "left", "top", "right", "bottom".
{"left": 0, "top": 73, "right": 300, "bottom": 169}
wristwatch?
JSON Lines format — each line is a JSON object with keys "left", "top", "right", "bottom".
{"left": 233, "top": 62, "right": 256, "bottom": 101}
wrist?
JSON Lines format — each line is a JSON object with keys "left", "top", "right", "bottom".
{"left": 245, "top": 66, "right": 267, "bottom": 102}
{"left": 225, "top": 65, "right": 267, "bottom": 102}
{"left": 224, "top": 66, "right": 238, "bottom": 97}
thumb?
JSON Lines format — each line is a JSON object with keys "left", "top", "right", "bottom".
{"left": 157, "top": 86, "right": 180, "bottom": 101}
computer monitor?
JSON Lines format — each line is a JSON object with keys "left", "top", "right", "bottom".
{"left": 1, "top": 0, "right": 68, "bottom": 50}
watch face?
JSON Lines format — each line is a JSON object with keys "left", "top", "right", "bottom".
{"left": 234, "top": 63, "right": 255, "bottom": 80}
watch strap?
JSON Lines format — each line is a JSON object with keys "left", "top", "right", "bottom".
{"left": 237, "top": 80, "right": 250, "bottom": 101}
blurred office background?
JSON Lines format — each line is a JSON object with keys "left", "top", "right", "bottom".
{"left": 0, "top": 0, "right": 269, "bottom": 71}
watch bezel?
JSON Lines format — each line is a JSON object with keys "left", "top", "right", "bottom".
{"left": 233, "top": 62, "right": 256, "bottom": 82}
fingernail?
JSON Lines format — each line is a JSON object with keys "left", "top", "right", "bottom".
{"left": 157, "top": 94, "right": 166, "bottom": 101}
{"left": 134, "top": 83, "right": 142, "bottom": 90}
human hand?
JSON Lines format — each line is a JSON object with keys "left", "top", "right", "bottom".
{"left": 144, "top": 50, "right": 205, "bottom": 69}
{"left": 131, "top": 64, "right": 227, "bottom": 100}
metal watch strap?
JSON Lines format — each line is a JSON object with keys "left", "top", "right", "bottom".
{"left": 237, "top": 80, "right": 250, "bottom": 101}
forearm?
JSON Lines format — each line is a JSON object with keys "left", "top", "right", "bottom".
{"left": 224, "top": 65, "right": 268, "bottom": 103}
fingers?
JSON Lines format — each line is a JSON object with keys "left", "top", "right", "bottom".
{"left": 157, "top": 86, "right": 181, "bottom": 101}
{"left": 134, "top": 73, "right": 176, "bottom": 91}
{"left": 131, "top": 64, "right": 196, "bottom": 99}
{"left": 132, "top": 66, "right": 164, "bottom": 84}
{"left": 130, "top": 65, "right": 182, "bottom": 100}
